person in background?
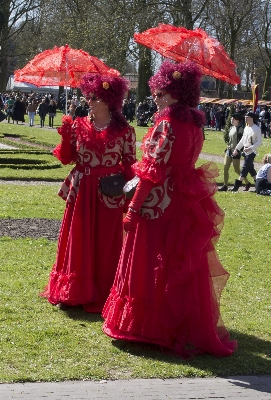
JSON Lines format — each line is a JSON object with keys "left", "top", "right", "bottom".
{"left": 41, "top": 72, "right": 136, "bottom": 313}
{"left": 48, "top": 99, "right": 57, "bottom": 128}
{"left": 259, "top": 106, "right": 270, "bottom": 138}
{"left": 38, "top": 98, "right": 48, "bottom": 128}
{"left": 127, "top": 99, "right": 136, "bottom": 123}
{"left": 12, "top": 96, "right": 25, "bottom": 124}
{"left": 215, "top": 107, "right": 222, "bottom": 131}
{"left": 205, "top": 106, "right": 211, "bottom": 128}
{"left": 231, "top": 111, "right": 262, "bottom": 191}
{"left": 26, "top": 98, "right": 37, "bottom": 127}
{"left": 219, "top": 112, "right": 250, "bottom": 191}
{"left": 255, "top": 154, "right": 271, "bottom": 195}
{"left": 102, "top": 60, "right": 237, "bottom": 358}
{"left": 74, "top": 97, "right": 89, "bottom": 118}
{"left": 5, "top": 96, "right": 15, "bottom": 123}
{"left": 122, "top": 99, "right": 129, "bottom": 119}
{"left": 68, "top": 100, "right": 77, "bottom": 120}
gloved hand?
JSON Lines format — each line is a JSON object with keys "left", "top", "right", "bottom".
{"left": 129, "top": 179, "right": 153, "bottom": 211}
{"left": 123, "top": 209, "right": 139, "bottom": 232}
{"left": 58, "top": 116, "right": 73, "bottom": 160}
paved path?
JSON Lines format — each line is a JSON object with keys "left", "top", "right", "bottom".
{"left": 0, "top": 142, "right": 17, "bottom": 149}
{"left": 0, "top": 376, "right": 271, "bottom": 399}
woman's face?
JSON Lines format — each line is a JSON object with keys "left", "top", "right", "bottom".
{"left": 231, "top": 117, "right": 240, "bottom": 126}
{"left": 86, "top": 92, "right": 108, "bottom": 115}
{"left": 152, "top": 89, "right": 177, "bottom": 112}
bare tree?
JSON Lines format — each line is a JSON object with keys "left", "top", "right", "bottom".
{"left": 5, "top": 0, "right": 270, "bottom": 102}
{"left": 0, "top": 0, "right": 42, "bottom": 90}
{"left": 202, "top": 0, "right": 255, "bottom": 97}
{"left": 163, "top": 0, "right": 210, "bottom": 29}
{"left": 252, "top": 0, "right": 271, "bottom": 99}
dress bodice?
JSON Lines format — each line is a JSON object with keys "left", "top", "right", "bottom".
{"left": 132, "top": 112, "right": 205, "bottom": 219}
{"left": 53, "top": 116, "right": 136, "bottom": 207}
{"left": 71, "top": 117, "right": 135, "bottom": 169}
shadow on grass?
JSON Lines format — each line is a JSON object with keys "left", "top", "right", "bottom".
{"left": 61, "top": 305, "right": 103, "bottom": 324}
{"left": 109, "top": 330, "right": 271, "bottom": 377}
{"left": 55, "top": 307, "right": 271, "bottom": 376}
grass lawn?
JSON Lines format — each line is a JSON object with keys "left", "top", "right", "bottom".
{"left": 0, "top": 118, "right": 270, "bottom": 382}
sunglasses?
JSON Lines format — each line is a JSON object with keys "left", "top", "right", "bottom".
{"left": 86, "top": 94, "right": 99, "bottom": 101}
{"left": 152, "top": 91, "right": 167, "bottom": 99}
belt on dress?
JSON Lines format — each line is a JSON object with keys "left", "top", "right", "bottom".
{"left": 75, "top": 164, "right": 123, "bottom": 176}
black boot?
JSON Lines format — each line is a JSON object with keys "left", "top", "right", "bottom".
{"left": 230, "top": 179, "right": 242, "bottom": 192}
{"left": 219, "top": 185, "right": 228, "bottom": 191}
{"left": 243, "top": 182, "right": 251, "bottom": 191}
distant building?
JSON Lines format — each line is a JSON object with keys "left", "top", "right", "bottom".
{"left": 124, "top": 74, "right": 138, "bottom": 89}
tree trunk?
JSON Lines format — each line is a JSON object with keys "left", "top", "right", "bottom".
{"left": 0, "top": 44, "right": 8, "bottom": 91}
{"left": 0, "top": 0, "right": 11, "bottom": 91}
{"left": 137, "top": 46, "right": 152, "bottom": 102}
{"left": 171, "top": 0, "right": 194, "bottom": 29}
{"left": 182, "top": 0, "right": 194, "bottom": 29}
{"left": 262, "top": 63, "right": 271, "bottom": 100}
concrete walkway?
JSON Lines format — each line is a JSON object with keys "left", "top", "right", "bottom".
{"left": 0, "top": 142, "right": 17, "bottom": 149}
{"left": 0, "top": 376, "right": 270, "bottom": 399}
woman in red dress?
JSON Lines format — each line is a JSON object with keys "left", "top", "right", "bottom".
{"left": 41, "top": 73, "right": 136, "bottom": 313}
{"left": 103, "top": 61, "right": 237, "bottom": 357}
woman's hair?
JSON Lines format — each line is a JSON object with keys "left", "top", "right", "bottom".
{"left": 80, "top": 73, "right": 129, "bottom": 111}
{"left": 148, "top": 60, "right": 202, "bottom": 108}
{"left": 263, "top": 154, "right": 271, "bottom": 164}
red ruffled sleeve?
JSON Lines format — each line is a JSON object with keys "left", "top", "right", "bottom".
{"left": 53, "top": 116, "right": 76, "bottom": 165}
{"left": 132, "top": 120, "right": 174, "bottom": 184}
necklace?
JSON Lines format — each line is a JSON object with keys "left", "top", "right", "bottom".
{"left": 92, "top": 118, "right": 111, "bottom": 131}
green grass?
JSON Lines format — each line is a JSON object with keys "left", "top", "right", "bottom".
{"left": 0, "top": 117, "right": 147, "bottom": 179}
{"left": 0, "top": 120, "right": 270, "bottom": 382}
{"left": 0, "top": 185, "right": 64, "bottom": 219}
{"left": 0, "top": 194, "right": 270, "bottom": 382}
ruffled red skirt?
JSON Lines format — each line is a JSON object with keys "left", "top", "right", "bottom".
{"left": 41, "top": 175, "right": 123, "bottom": 313}
{"left": 102, "top": 163, "right": 237, "bottom": 357}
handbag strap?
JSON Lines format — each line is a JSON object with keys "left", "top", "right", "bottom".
{"left": 75, "top": 163, "right": 123, "bottom": 176}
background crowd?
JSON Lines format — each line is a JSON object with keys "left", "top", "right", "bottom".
{"left": 0, "top": 91, "right": 159, "bottom": 129}
{"left": 200, "top": 102, "right": 271, "bottom": 137}
{"left": 1, "top": 91, "right": 271, "bottom": 139}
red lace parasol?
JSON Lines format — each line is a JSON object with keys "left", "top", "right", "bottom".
{"left": 134, "top": 24, "right": 240, "bottom": 85}
{"left": 14, "top": 44, "right": 120, "bottom": 87}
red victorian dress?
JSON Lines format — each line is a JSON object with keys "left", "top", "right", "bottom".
{"left": 41, "top": 114, "right": 136, "bottom": 312}
{"left": 103, "top": 104, "right": 237, "bottom": 357}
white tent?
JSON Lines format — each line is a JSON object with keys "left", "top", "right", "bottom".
{"left": 6, "top": 75, "right": 59, "bottom": 95}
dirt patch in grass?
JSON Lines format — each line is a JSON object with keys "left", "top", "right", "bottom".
{"left": 0, "top": 218, "right": 61, "bottom": 241}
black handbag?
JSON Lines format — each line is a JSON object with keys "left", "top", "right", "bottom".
{"left": 123, "top": 176, "right": 140, "bottom": 199}
{"left": 100, "top": 174, "right": 126, "bottom": 197}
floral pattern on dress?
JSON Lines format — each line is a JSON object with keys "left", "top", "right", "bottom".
{"left": 140, "top": 175, "right": 174, "bottom": 219}
{"left": 54, "top": 117, "right": 136, "bottom": 208}
{"left": 133, "top": 120, "right": 175, "bottom": 219}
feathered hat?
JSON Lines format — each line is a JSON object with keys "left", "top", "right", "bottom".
{"left": 80, "top": 73, "right": 129, "bottom": 112}
{"left": 148, "top": 60, "right": 202, "bottom": 108}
